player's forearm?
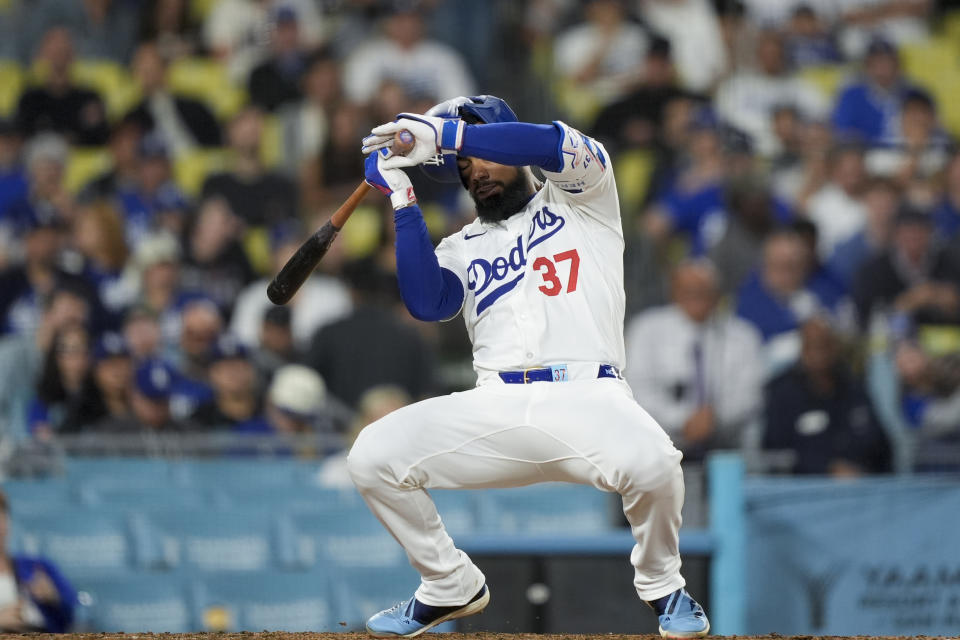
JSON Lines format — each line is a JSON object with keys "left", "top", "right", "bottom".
{"left": 394, "top": 205, "right": 465, "bottom": 322}
{"left": 460, "top": 122, "right": 564, "bottom": 172}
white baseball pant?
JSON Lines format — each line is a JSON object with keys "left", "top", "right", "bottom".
{"left": 347, "top": 375, "right": 687, "bottom": 607}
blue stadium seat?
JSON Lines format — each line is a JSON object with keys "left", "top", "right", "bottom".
{"left": 83, "top": 485, "right": 211, "bottom": 511}
{"left": 290, "top": 507, "right": 406, "bottom": 569}
{"left": 476, "top": 483, "right": 616, "bottom": 534}
{"left": 73, "top": 572, "right": 193, "bottom": 633}
{"left": 192, "top": 570, "right": 337, "bottom": 632}
{"left": 16, "top": 509, "right": 134, "bottom": 572}
{"left": 332, "top": 564, "right": 421, "bottom": 631}
{"left": 179, "top": 460, "right": 305, "bottom": 488}
{"left": 2, "top": 479, "right": 87, "bottom": 514}
{"left": 210, "top": 484, "right": 361, "bottom": 513}
{"left": 65, "top": 458, "right": 179, "bottom": 490}
{"left": 141, "top": 509, "right": 297, "bottom": 571}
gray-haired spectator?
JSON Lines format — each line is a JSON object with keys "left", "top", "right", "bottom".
{"left": 626, "top": 260, "right": 764, "bottom": 459}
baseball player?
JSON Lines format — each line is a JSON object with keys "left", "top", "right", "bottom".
{"left": 352, "top": 95, "right": 709, "bottom": 638}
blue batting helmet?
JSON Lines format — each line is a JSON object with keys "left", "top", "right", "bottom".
{"left": 420, "top": 95, "right": 518, "bottom": 183}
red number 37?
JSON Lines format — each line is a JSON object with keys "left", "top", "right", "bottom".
{"left": 533, "top": 249, "right": 580, "bottom": 296}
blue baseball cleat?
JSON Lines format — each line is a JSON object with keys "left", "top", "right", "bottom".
{"left": 366, "top": 584, "right": 490, "bottom": 638}
{"left": 648, "top": 587, "right": 710, "bottom": 638}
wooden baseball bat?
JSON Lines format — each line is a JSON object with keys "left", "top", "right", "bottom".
{"left": 266, "top": 130, "right": 414, "bottom": 305}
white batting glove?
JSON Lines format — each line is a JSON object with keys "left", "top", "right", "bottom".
{"left": 361, "top": 113, "right": 466, "bottom": 169}
{"left": 364, "top": 148, "right": 417, "bottom": 210}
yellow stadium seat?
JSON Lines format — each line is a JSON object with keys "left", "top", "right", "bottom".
{"left": 798, "top": 64, "right": 852, "bottom": 101}
{"left": 944, "top": 10, "right": 960, "bottom": 42}
{"left": 552, "top": 77, "right": 603, "bottom": 129}
{"left": 260, "top": 114, "right": 282, "bottom": 169}
{"left": 167, "top": 57, "right": 246, "bottom": 121}
{"left": 613, "top": 148, "right": 654, "bottom": 221}
{"left": 191, "top": 0, "right": 221, "bottom": 22}
{"left": 900, "top": 37, "right": 959, "bottom": 89}
{"left": 71, "top": 60, "right": 141, "bottom": 121}
{"left": 242, "top": 226, "right": 273, "bottom": 276}
{"left": 339, "top": 204, "right": 381, "bottom": 259}
{"left": 0, "top": 60, "right": 23, "bottom": 117}
{"left": 65, "top": 147, "right": 112, "bottom": 195}
{"left": 918, "top": 325, "right": 960, "bottom": 357}
{"left": 173, "top": 148, "right": 230, "bottom": 197}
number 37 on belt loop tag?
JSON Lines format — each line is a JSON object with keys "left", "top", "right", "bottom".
{"left": 551, "top": 364, "right": 569, "bottom": 382}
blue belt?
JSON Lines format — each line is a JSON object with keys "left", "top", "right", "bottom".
{"left": 498, "top": 364, "right": 622, "bottom": 384}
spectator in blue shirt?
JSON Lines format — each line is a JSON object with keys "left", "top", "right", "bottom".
{"left": 737, "top": 229, "right": 847, "bottom": 343}
{"left": 191, "top": 334, "right": 268, "bottom": 431}
{"left": 116, "top": 133, "right": 190, "bottom": 247}
{"left": 827, "top": 177, "right": 901, "bottom": 287}
{"left": 831, "top": 38, "right": 916, "bottom": 145}
{"left": 0, "top": 491, "right": 76, "bottom": 632}
{"left": 644, "top": 112, "right": 728, "bottom": 256}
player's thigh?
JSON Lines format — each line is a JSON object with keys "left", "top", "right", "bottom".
{"left": 347, "top": 385, "right": 538, "bottom": 489}
{"left": 531, "top": 379, "right": 682, "bottom": 492}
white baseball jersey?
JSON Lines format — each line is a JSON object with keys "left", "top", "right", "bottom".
{"left": 435, "top": 121, "right": 625, "bottom": 381}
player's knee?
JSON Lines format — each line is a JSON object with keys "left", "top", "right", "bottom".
{"left": 613, "top": 446, "right": 682, "bottom": 493}
{"left": 346, "top": 422, "right": 395, "bottom": 490}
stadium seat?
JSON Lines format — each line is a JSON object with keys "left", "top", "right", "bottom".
{"left": 2, "top": 478, "right": 87, "bottom": 515}
{"left": 73, "top": 572, "right": 193, "bottom": 633}
{"left": 173, "top": 147, "right": 229, "bottom": 197}
{"left": 66, "top": 457, "right": 180, "bottom": 489}
{"left": 167, "top": 57, "right": 246, "bottom": 120}
{"left": 71, "top": 60, "right": 140, "bottom": 120}
{"left": 613, "top": 148, "right": 654, "bottom": 221}
{"left": 332, "top": 564, "right": 421, "bottom": 631}
{"left": 65, "top": 147, "right": 112, "bottom": 194}
{"left": 141, "top": 509, "right": 297, "bottom": 571}
{"left": 290, "top": 507, "right": 407, "bottom": 569}
{"left": 180, "top": 459, "right": 307, "bottom": 488}
{"left": 190, "top": 0, "right": 221, "bottom": 23}
{"left": 0, "top": 59, "right": 23, "bottom": 117}
{"left": 211, "top": 484, "right": 360, "bottom": 513}
{"left": 798, "top": 64, "right": 851, "bottom": 102}
{"left": 193, "top": 570, "right": 338, "bottom": 632}
{"left": 16, "top": 509, "right": 134, "bottom": 572}
{"left": 339, "top": 204, "right": 383, "bottom": 259}
{"left": 82, "top": 485, "right": 211, "bottom": 512}
{"left": 476, "top": 483, "right": 616, "bottom": 534}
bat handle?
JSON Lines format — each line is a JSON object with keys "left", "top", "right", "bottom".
{"left": 332, "top": 182, "right": 372, "bottom": 229}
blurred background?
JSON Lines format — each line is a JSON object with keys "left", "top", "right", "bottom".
{"left": 0, "top": 0, "right": 959, "bottom": 636}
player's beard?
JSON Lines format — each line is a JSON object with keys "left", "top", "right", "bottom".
{"left": 472, "top": 169, "right": 533, "bottom": 224}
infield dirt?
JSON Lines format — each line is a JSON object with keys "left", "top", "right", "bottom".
{"left": 0, "top": 633, "right": 954, "bottom": 640}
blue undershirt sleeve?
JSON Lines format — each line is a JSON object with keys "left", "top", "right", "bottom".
{"left": 393, "top": 205, "right": 465, "bottom": 322}
{"left": 459, "top": 122, "right": 564, "bottom": 172}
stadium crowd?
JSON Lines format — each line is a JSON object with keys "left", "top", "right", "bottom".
{"left": 0, "top": 0, "right": 959, "bottom": 475}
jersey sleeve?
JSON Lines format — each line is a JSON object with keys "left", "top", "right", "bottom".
{"left": 540, "top": 120, "right": 620, "bottom": 229}
{"left": 434, "top": 233, "right": 467, "bottom": 320}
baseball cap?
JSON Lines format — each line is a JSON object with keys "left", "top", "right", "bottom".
{"left": 263, "top": 305, "right": 291, "bottom": 328}
{"left": 210, "top": 334, "right": 249, "bottom": 363}
{"left": 865, "top": 37, "right": 897, "bottom": 58}
{"left": 133, "top": 232, "right": 181, "bottom": 269}
{"left": 135, "top": 359, "right": 176, "bottom": 399}
{"left": 138, "top": 132, "right": 170, "bottom": 159}
{"left": 268, "top": 365, "right": 326, "bottom": 418}
{"left": 94, "top": 331, "right": 130, "bottom": 361}
{"left": 894, "top": 205, "right": 933, "bottom": 227}
{"left": 273, "top": 5, "right": 298, "bottom": 23}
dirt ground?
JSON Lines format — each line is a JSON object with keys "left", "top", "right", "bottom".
{"left": 0, "top": 633, "right": 952, "bottom": 640}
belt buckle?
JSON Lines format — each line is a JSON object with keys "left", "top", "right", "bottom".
{"left": 523, "top": 368, "right": 533, "bottom": 384}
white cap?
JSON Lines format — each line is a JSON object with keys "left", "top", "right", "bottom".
{"left": 134, "top": 231, "right": 181, "bottom": 269}
{"left": 268, "top": 365, "right": 327, "bottom": 417}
